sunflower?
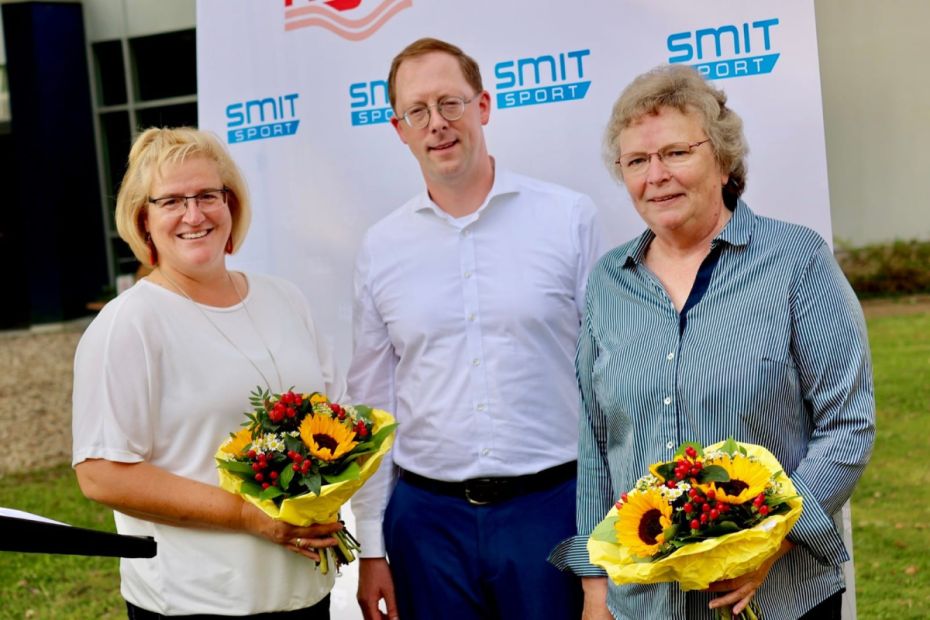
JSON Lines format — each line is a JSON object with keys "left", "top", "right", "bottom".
{"left": 221, "top": 428, "right": 252, "bottom": 457}
{"left": 648, "top": 461, "right": 667, "bottom": 482}
{"left": 308, "top": 392, "right": 329, "bottom": 405}
{"left": 614, "top": 488, "right": 673, "bottom": 558}
{"left": 705, "top": 453, "right": 771, "bottom": 503}
{"left": 299, "top": 414, "right": 358, "bottom": 462}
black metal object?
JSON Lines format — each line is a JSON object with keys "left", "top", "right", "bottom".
{"left": 0, "top": 515, "right": 156, "bottom": 558}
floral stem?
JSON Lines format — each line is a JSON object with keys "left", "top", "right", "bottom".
{"left": 334, "top": 530, "right": 359, "bottom": 564}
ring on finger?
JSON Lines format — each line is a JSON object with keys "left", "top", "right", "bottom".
{"left": 295, "top": 537, "right": 304, "bottom": 549}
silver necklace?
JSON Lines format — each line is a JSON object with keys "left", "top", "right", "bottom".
{"left": 158, "top": 269, "right": 284, "bottom": 392}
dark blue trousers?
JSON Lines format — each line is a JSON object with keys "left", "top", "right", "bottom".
{"left": 383, "top": 477, "right": 582, "bottom": 620}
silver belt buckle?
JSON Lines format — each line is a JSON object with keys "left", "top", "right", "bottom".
{"left": 465, "top": 486, "right": 492, "bottom": 506}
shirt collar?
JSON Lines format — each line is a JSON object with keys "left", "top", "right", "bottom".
{"left": 411, "top": 160, "right": 521, "bottom": 225}
{"left": 623, "top": 199, "right": 754, "bottom": 268}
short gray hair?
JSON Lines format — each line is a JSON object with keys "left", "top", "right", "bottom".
{"left": 604, "top": 64, "right": 747, "bottom": 209}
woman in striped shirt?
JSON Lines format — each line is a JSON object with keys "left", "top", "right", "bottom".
{"left": 552, "top": 65, "right": 875, "bottom": 619}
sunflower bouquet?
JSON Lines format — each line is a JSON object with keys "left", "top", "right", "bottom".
{"left": 587, "top": 438, "right": 802, "bottom": 619}
{"left": 216, "top": 388, "right": 396, "bottom": 574}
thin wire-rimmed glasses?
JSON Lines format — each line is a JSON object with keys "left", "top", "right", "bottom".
{"left": 399, "top": 96, "right": 475, "bottom": 129}
{"left": 615, "top": 139, "right": 711, "bottom": 176}
{"left": 148, "top": 187, "right": 229, "bottom": 215}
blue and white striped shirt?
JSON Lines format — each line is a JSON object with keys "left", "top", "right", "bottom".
{"left": 551, "top": 201, "right": 875, "bottom": 619}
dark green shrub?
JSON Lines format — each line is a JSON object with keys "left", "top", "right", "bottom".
{"left": 835, "top": 239, "right": 930, "bottom": 298}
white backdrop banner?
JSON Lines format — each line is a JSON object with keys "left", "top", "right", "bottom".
{"left": 196, "top": 2, "right": 847, "bottom": 618}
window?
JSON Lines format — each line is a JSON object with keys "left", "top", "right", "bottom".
{"left": 91, "top": 29, "right": 198, "bottom": 279}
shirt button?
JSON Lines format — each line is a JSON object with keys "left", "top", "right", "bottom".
{"left": 464, "top": 271, "right": 472, "bottom": 279}
{"left": 467, "top": 313, "right": 476, "bottom": 321}
{"left": 663, "top": 396, "right": 672, "bottom": 406}
{"left": 463, "top": 229, "right": 471, "bottom": 236}
{"left": 667, "top": 352, "right": 675, "bottom": 361}
{"left": 481, "top": 448, "right": 490, "bottom": 456}
{"left": 476, "top": 403, "right": 486, "bottom": 412}
{"left": 666, "top": 441, "right": 675, "bottom": 450}
{"left": 472, "top": 358, "right": 481, "bottom": 367}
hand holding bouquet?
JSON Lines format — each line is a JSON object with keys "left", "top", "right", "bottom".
{"left": 216, "top": 388, "right": 396, "bottom": 574}
{"left": 588, "top": 438, "right": 802, "bottom": 619}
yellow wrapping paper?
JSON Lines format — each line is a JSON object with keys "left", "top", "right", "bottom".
{"left": 587, "top": 441, "right": 803, "bottom": 591}
{"left": 216, "top": 407, "right": 395, "bottom": 526}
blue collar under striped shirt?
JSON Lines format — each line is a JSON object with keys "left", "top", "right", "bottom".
{"left": 550, "top": 201, "right": 875, "bottom": 619}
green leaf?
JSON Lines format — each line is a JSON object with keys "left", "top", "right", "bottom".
{"left": 717, "top": 437, "right": 746, "bottom": 457}
{"left": 698, "top": 464, "right": 730, "bottom": 483}
{"left": 345, "top": 446, "right": 378, "bottom": 460}
{"left": 703, "top": 520, "right": 740, "bottom": 536}
{"left": 654, "top": 462, "right": 677, "bottom": 481}
{"left": 259, "top": 485, "right": 285, "bottom": 501}
{"left": 216, "top": 459, "right": 256, "bottom": 475}
{"left": 589, "top": 516, "right": 619, "bottom": 543}
{"left": 239, "top": 480, "right": 263, "bottom": 498}
{"left": 768, "top": 493, "right": 799, "bottom": 505}
{"left": 354, "top": 405, "right": 373, "bottom": 420}
{"left": 367, "top": 423, "right": 397, "bottom": 447}
{"left": 280, "top": 464, "right": 295, "bottom": 489}
{"left": 249, "top": 386, "right": 270, "bottom": 410}
{"left": 303, "top": 471, "right": 322, "bottom": 496}
{"left": 322, "top": 461, "right": 361, "bottom": 484}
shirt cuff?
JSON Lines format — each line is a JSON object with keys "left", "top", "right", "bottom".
{"left": 355, "top": 517, "right": 386, "bottom": 558}
{"left": 785, "top": 473, "right": 849, "bottom": 565}
{"left": 548, "top": 534, "right": 607, "bottom": 577}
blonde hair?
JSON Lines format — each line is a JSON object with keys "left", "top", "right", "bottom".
{"left": 604, "top": 64, "right": 748, "bottom": 208}
{"left": 115, "top": 127, "right": 251, "bottom": 264}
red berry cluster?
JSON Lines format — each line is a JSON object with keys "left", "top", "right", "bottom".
{"left": 684, "top": 487, "right": 731, "bottom": 531}
{"left": 665, "top": 446, "right": 704, "bottom": 489}
{"left": 269, "top": 391, "right": 302, "bottom": 423}
{"left": 246, "top": 450, "right": 281, "bottom": 490}
{"left": 355, "top": 420, "right": 369, "bottom": 438}
{"left": 288, "top": 449, "right": 313, "bottom": 475}
{"left": 752, "top": 493, "right": 770, "bottom": 516}
{"left": 330, "top": 403, "right": 347, "bottom": 420}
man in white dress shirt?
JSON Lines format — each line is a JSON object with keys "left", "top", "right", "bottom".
{"left": 349, "top": 37, "right": 603, "bottom": 620}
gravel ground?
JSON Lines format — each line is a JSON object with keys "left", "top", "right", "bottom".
{"left": 0, "top": 295, "right": 928, "bottom": 477}
{"left": 0, "top": 319, "right": 89, "bottom": 476}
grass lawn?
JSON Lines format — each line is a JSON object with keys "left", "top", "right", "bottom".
{"left": 0, "top": 310, "right": 927, "bottom": 619}
{"left": 850, "top": 309, "right": 930, "bottom": 619}
{"left": 0, "top": 467, "right": 123, "bottom": 619}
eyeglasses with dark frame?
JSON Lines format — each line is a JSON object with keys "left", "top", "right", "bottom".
{"left": 615, "top": 139, "right": 711, "bottom": 176}
{"left": 399, "top": 96, "right": 476, "bottom": 129}
{"left": 148, "top": 187, "right": 230, "bottom": 215}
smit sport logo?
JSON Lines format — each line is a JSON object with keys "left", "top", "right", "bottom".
{"left": 667, "top": 18, "right": 780, "bottom": 80}
{"left": 226, "top": 93, "right": 300, "bottom": 144}
{"left": 494, "top": 49, "right": 591, "bottom": 109}
{"left": 284, "top": 0, "right": 412, "bottom": 40}
{"left": 349, "top": 79, "right": 393, "bottom": 126}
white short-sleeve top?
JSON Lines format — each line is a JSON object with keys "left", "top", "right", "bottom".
{"left": 72, "top": 273, "right": 341, "bottom": 615}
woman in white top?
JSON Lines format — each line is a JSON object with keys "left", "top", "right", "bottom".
{"left": 72, "top": 127, "right": 342, "bottom": 619}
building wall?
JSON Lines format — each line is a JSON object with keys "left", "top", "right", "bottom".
{"left": 83, "top": 0, "right": 195, "bottom": 40}
{"left": 815, "top": 0, "right": 930, "bottom": 245}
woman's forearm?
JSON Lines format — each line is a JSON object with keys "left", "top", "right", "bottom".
{"left": 75, "top": 459, "right": 248, "bottom": 531}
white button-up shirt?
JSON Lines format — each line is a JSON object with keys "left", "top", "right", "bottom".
{"left": 349, "top": 166, "right": 604, "bottom": 555}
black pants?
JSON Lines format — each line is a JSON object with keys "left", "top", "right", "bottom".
{"left": 799, "top": 590, "right": 844, "bottom": 620}
{"left": 126, "top": 596, "right": 329, "bottom": 620}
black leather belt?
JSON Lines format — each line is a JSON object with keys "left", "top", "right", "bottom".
{"left": 398, "top": 461, "right": 576, "bottom": 506}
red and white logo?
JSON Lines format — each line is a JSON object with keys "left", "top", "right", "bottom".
{"left": 284, "top": 0, "right": 412, "bottom": 40}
